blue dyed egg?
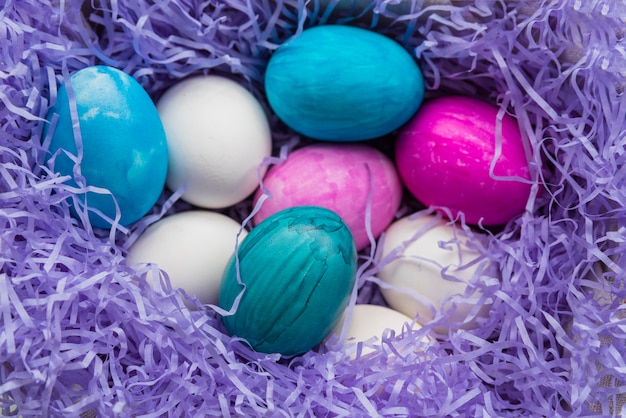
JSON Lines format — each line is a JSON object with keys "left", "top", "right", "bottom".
{"left": 264, "top": 25, "right": 425, "bottom": 141}
{"left": 45, "top": 66, "right": 168, "bottom": 228}
{"left": 219, "top": 206, "right": 357, "bottom": 356}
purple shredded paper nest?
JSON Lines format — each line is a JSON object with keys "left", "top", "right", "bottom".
{"left": 1, "top": 0, "right": 625, "bottom": 416}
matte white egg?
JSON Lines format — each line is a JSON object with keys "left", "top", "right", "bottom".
{"left": 332, "top": 304, "right": 419, "bottom": 355}
{"left": 378, "top": 214, "right": 492, "bottom": 330}
{"left": 157, "top": 75, "right": 272, "bottom": 208}
{"left": 126, "top": 210, "right": 247, "bottom": 307}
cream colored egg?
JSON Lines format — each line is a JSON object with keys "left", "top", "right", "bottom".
{"left": 126, "top": 210, "right": 247, "bottom": 307}
{"left": 331, "top": 304, "right": 422, "bottom": 355}
{"left": 378, "top": 214, "right": 492, "bottom": 330}
{"left": 157, "top": 75, "right": 272, "bottom": 208}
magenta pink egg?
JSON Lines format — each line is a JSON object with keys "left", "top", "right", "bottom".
{"left": 395, "top": 96, "right": 532, "bottom": 226}
{"left": 253, "top": 144, "right": 403, "bottom": 250}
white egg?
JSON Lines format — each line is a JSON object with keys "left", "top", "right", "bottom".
{"left": 126, "top": 210, "right": 247, "bottom": 307}
{"left": 378, "top": 214, "right": 492, "bottom": 330}
{"left": 157, "top": 75, "right": 272, "bottom": 208}
{"left": 331, "top": 304, "right": 421, "bottom": 356}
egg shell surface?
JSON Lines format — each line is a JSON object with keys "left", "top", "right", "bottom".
{"left": 157, "top": 75, "right": 272, "bottom": 208}
{"left": 395, "top": 96, "right": 532, "bottom": 226}
{"left": 219, "top": 206, "right": 357, "bottom": 357}
{"left": 264, "top": 25, "right": 425, "bottom": 141}
{"left": 379, "top": 214, "right": 491, "bottom": 330}
{"left": 126, "top": 211, "right": 246, "bottom": 307}
{"left": 331, "top": 304, "right": 419, "bottom": 356}
{"left": 45, "top": 65, "right": 168, "bottom": 228}
{"left": 253, "top": 143, "right": 403, "bottom": 250}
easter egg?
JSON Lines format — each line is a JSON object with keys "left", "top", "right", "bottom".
{"left": 378, "top": 214, "right": 492, "bottom": 330}
{"left": 45, "top": 65, "right": 168, "bottom": 228}
{"left": 264, "top": 25, "right": 425, "bottom": 141}
{"left": 395, "top": 96, "right": 532, "bottom": 226}
{"left": 219, "top": 206, "right": 357, "bottom": 356}
{"left": 253, "top": 144, "right": 403, "bottom": 250}
{"left": 331, "top": 304, "right": 420, "bottom": 356}
{"left": 126, "top": 211, "right": 247, "bottom": 307}
{"left": 157, "top": 75, "right": 272, "bottom": 208}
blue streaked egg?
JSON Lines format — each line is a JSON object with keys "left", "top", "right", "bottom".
{"left": 45, "top": 65, "right": 168, "bottom": 228}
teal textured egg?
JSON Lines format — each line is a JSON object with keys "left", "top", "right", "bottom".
{"left": 219, "top": 206, "right": 357, "bottom": 356}
{"left": 264, "top": 25, "right": 425, "bottom": 141}
{"left": 45, "top": 66, "right": 168, "bottom": 228}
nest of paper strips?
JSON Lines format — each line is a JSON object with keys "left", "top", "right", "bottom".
{"left": 1, "top": 0, "right": 625, "bottom": 416}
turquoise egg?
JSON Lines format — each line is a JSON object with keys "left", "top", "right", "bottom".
{"left": 45, "top": 66, "right": 168, "bottom": 228}
{"left": 219, "top": 206, "right": 357, "bottom": 356}
{"left": 264, "top": 25, "right": 425, "bottom": 141}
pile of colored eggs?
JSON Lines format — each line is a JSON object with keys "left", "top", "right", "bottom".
{"left": 45, "top": 24, "right": 534, "bottom": 356}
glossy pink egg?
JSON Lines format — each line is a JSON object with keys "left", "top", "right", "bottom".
{"left": 253, "top": 144, "right": 403, "bottom": 250}
{"left": 395, "top": 96, "right": 532, "bottom": 226}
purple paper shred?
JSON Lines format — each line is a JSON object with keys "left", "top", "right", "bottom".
{"left": 1, "top": 0, "right": 626, "bottom": 416}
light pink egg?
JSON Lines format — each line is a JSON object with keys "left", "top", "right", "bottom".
{"left": 253, "top": 144, "right": 402, "bottom": 250}
{"left": 395, "top": 96, "right": 533, "bottom": 226}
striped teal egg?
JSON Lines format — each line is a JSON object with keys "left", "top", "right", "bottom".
{"left": 219, "top": 206, "right": 357, "bottom": 357}
{"left": 264, "top": 25, "right": 425, "bottom": 142}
